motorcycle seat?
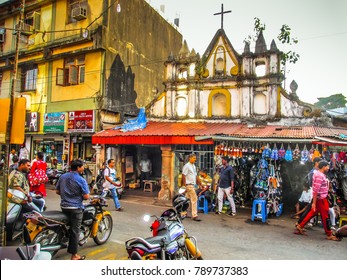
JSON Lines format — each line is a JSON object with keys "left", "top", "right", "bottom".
{"left": 40, "top": 211, "right": 69, "bottom": 224}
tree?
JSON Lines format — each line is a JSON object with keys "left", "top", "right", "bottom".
{"left": 314, "top": 94, "right": 347, "bottom": 110}
{"left": 244, "top": 17, "right": 300, "bottom": 68}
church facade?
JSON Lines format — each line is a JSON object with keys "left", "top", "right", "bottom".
{"left": 148, "top": 28, "right": 318, "bottom": 122}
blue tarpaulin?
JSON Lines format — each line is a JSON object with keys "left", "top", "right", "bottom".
{"left": 113, "top": 107, "right": 147, "bottom": 132}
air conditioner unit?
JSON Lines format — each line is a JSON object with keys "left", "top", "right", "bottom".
{"left": 15, "top": 22, "right": 33, "bottom": 36}
{"left": 72, "top": 7, "right": 87, "bottom": 20}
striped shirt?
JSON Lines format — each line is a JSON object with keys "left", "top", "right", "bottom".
{"left": 312, "top": 170, "right": 328, "bottom": 199}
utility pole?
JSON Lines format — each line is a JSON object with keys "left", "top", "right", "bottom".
{"left": 0, "top": 0, "right": 25, "bottom": 246}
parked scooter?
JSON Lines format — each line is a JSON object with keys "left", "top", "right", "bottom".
{"left": 22, "top": 193, "right": 113, "bottom": 257}
{"left": 6, "top": 189, "right": 46, "bottom": 242}
{"left": 46, "top": 166, "right": 68, "bottom": 185}
{"left": 125, "top": 193, "right": 203, "bottom": 260}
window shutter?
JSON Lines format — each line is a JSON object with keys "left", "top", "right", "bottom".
{"left": 56, "top": 68, "right": 65, "bottom": 86}
{"left": 68, "top": 65, "right": 78, "bottom": 85}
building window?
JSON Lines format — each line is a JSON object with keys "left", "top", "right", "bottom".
{"left": 214, "top": 46, "right": 226, "bottom": 77}
{"left": 20, "top": 66, "right": 38, "bottom": 91}
{"left": 255, "top": 61, "right": 266, "bottom": 77}
{"left": 176, "top": 97, "right": 187, "bottom": 117}
{"left": 56, "top": 56, "right": 85, "bottom": 86}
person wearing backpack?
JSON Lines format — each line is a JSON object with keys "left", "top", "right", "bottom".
{"left": 29, "top": 152, "right": 48, "bottom": 196}
{"left": 103, "top": 159, "right": 122, "bottom": 211}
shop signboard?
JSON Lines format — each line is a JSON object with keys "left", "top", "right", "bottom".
{"left": 43, "top": 112, "right": 67, "bottom": 133}
{"left": 25, "top": 112, "right": 40, "bottom": 132}
{"left": 67, "top": 110, "right": 95, "bottom": 133}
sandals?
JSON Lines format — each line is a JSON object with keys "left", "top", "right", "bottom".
{"left": 71, "top": 255, "right": 86, "bottom": 260}
{"left": 294, "top": 223, "right": 307, "bottom": 235}
{"left": 326, "top": 235, "right": 341, "bottom": 242}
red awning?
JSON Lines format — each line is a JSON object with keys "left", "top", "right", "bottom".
{"left": 92, "top": 121, "right": 243, "bottom": 145}
{"left": 92, "top": 121, "right": 347, "bottom": 146}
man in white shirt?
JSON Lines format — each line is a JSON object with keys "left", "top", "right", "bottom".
{"left": 103, "top": 159, "right": 122, "bottom": 211}
{"left": 139, "top": 154, "right": 152, "bottom": 189}
{"left": 181, "top": 154, "right": 201, "bottom": 222}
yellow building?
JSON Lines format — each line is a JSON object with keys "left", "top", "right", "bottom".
{"left": 0, "top": 0, "right": 182, "bottom": 171}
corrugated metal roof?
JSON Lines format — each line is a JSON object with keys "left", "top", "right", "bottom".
{"left": 92, "top": 121, "right": 347, "bottom": 145}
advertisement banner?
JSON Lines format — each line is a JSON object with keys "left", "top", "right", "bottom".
{"left": 25, "top": 112, "right": 40, "bottom": 132}
{"left": 43, "top": 112, "right": 66, "bottom": 133}
{"left": 67, "top": 110, "right": 94, "bottom": 133}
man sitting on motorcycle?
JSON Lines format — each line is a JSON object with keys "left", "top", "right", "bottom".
{"left": 56, "top": 159, "right": 90, "bottom": 260}
{"left": 8, "top": 159, "right": 33, "bottom": 209}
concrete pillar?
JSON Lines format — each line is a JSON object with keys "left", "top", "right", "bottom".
{"left": 158, "top": 145, "right": 173, "bottom": 201}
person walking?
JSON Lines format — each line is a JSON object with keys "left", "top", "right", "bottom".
{"left": 296, "top": 157, "right": 322, "bottom": 226}
{"left": 215, "top": 156, "right": 236, "bottom": 216}
{"left": 181, "top": 153, "right": 201, "bottom": 222}
{"left": 103, "top": 159, "right": 122, "bottom": 211}
{"left": 139, "top": 154, "right": 152, "bottom": 189}
{"left": 29, "top": 152, "right": 48, "bottom": 196}
{"left": 295, "top": 161, "right": 340, "bottom": 241}
{"left": 56, "top": 159, "right": 90, "bottom": 260}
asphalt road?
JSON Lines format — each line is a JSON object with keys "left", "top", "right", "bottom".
{"left": 39, "top": 187, "right": 347, "bottom": 260}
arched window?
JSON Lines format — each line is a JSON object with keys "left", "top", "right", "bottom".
{"left": 255, "top": 61, "right": 266, "bottom": 77}
{"left": 208, "top": 89, "right": 231, "bottom": 117}
{"left": 176, "top": 97, "right": 187, "bottom": 117}
{"left": 214, "top": 46, "right": 226, "bottom": 77}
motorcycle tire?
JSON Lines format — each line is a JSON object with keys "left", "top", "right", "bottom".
{"left": 93, "top": 214, "right": 113, "bottom": 245}
{"left": 33, "top": 228, "right": 66, "bottom": 257}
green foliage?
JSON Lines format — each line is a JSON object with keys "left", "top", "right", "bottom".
{"left": 244, "top": 18, "right": 300, "bottom": 67}
{"left": 314, "top": 94, "right": 347, "bottom": 110}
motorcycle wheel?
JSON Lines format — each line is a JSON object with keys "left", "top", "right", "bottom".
{"left": 93, "top": 214, "right": 113, "bottom": 245}
{"left": 33, "top": 228, "right": 65, "bottom": 257}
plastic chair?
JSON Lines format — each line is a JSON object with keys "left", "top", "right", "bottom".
{"left": 143, "top": 181, "right": 154, "bottom": 192}
{"left": 197, "top": 195, "right": 208, "bottom": 214}
{"left": 251, "top": 199, "right": 267, "bottom": 222}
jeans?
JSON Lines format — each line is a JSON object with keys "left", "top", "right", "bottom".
{"left": 62, "top": 208, "right": 83, "bottom": 255}
{"left": 217, "top": 187, "right": 236, "bottom": 213}
{"left": 108, "top": 188, "right": 121, "bottom": 209}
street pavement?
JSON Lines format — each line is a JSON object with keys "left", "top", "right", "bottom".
{"left": 40, "top": 187, "right": 347, "bottom": 260}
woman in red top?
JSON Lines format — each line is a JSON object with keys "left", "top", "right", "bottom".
{"left": 30, "top": 151, "right": 48, "bottom": 196}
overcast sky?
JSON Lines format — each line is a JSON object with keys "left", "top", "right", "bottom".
{"left": 147, "top": 0, "right": 347, "bottom": 105}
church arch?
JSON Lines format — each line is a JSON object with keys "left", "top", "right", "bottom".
{"left": 208, "top": 89, "right": 231, "bottom": 117}
{"left": 175, "top": 96, "right": 187, "bottom": 117}
{"left": 213, "top": 46, "right": 226, "bottom": 77}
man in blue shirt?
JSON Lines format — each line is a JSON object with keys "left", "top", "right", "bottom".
{"left": 56, "top": 159, "right": 90, "bottom": 260}
{"left": 215, "top": 156, "right": 236, "bottom": 216}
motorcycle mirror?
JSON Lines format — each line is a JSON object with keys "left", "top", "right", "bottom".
{"left": 143, "top": 214, "right": 151, "bottom": 222}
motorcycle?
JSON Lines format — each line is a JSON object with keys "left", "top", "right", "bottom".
{"left": 6, "top": 189, "right": 46, "bottom": 242}
{"left": 22, "top": 193, "right": 113, "bottom": 257}
{"left": 125, "top": 193, "right": 203, "bottom": 260}
{"left": 46, "top": 167, "right": 68, "bottom": 185}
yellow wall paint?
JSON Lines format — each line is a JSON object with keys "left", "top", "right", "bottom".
{"left": 51, "top": 52, "right": 102, "bottom": 102}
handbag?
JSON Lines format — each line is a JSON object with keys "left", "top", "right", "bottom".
{"left": 28, "top": 168, "right": 49, "bottom": 187}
